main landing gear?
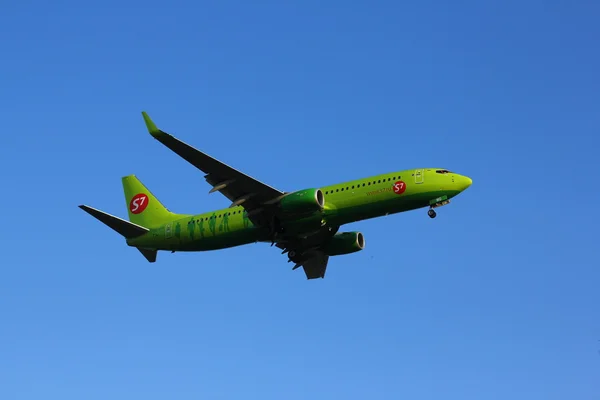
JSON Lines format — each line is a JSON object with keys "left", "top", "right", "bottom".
{"left": 427, "top": 208, "right": 437, "bottom": 219}
{"left": 269, "top": 216, "right": 285, "bottom": 246}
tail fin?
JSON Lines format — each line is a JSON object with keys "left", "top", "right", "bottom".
{"left": 122, "top": 175, "right": 185, "bottom": 228}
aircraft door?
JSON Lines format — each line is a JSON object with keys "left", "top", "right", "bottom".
{"left": 414, "top": 169, "right": 424, "bottom": 184}
{"left": 165, "top": 222, "right": 173, "bottom": 238}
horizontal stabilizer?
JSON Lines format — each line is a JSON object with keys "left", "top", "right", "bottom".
{"left": 137, "top": 247, "right": 157, "bottom": 262}
{"left": 79, "top": 205, "right": 149, "bottom": 239}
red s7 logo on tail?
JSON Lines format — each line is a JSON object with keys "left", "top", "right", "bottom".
{"left": 130, "top": 193, "right": 149, "bottom": 214}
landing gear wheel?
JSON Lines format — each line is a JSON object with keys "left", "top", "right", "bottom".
{"left": 288, "top": 250, "right": 296, "bottom": 258}
{"left": 428, "top": 209, "right": 437, "bottom": 219}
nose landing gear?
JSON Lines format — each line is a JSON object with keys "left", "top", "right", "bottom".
{"left": 427, "top": 196, "right": 450, "bottom": 219}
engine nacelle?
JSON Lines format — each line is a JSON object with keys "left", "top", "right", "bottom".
{"left": 279, "top": 188, "right": 325, "bottom": 214}
{"left": 322, "top": 231, "right": 365, "bottom": 256}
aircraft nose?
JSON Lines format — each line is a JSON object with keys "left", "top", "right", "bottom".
{"left": 458, "top": 175, "right": 472, "bottom": 191}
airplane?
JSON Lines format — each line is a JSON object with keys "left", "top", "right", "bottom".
{"left": 79, "top": 112, "right": 473, "bottom": 279}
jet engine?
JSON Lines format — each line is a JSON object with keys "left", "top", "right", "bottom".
{"left": 322, "top": 231, "right": 365, "bottom": 256}
{"left": 279, "top": 188, "right": 325, "bottom": 214}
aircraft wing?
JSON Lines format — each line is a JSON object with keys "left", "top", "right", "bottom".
{"left": 141, "top": 112, "right": 284, "bottom": 222}
{"left": 276, "top": 226, "right": 338, "bottom": 279}
{"left": 286, "top": 248, "right": 330, "bottom": 279}
{"left": 299, "top": 251, "right": 330, "bottom": 279}
{"left": 141, "top": 111, "right": 332, "bottom": 279}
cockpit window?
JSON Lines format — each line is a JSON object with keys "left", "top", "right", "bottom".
{"left": 436, "top": 169, "right": 451, "bottom": 174}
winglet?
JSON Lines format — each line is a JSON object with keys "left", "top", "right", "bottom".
{"left": 141, "top": 111, "right": 161, "bottom": 138}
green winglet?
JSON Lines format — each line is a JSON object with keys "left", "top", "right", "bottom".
{"left": 141, "top": 111, "right": 161, "bottom": 138}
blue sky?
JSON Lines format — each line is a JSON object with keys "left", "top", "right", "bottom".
{"left": 1, "top": 0, "right": 599, "bottom": 398}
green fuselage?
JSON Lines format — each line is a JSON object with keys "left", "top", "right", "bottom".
{"left": 127, "top": 168, "right": 472, "bottom": 252}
